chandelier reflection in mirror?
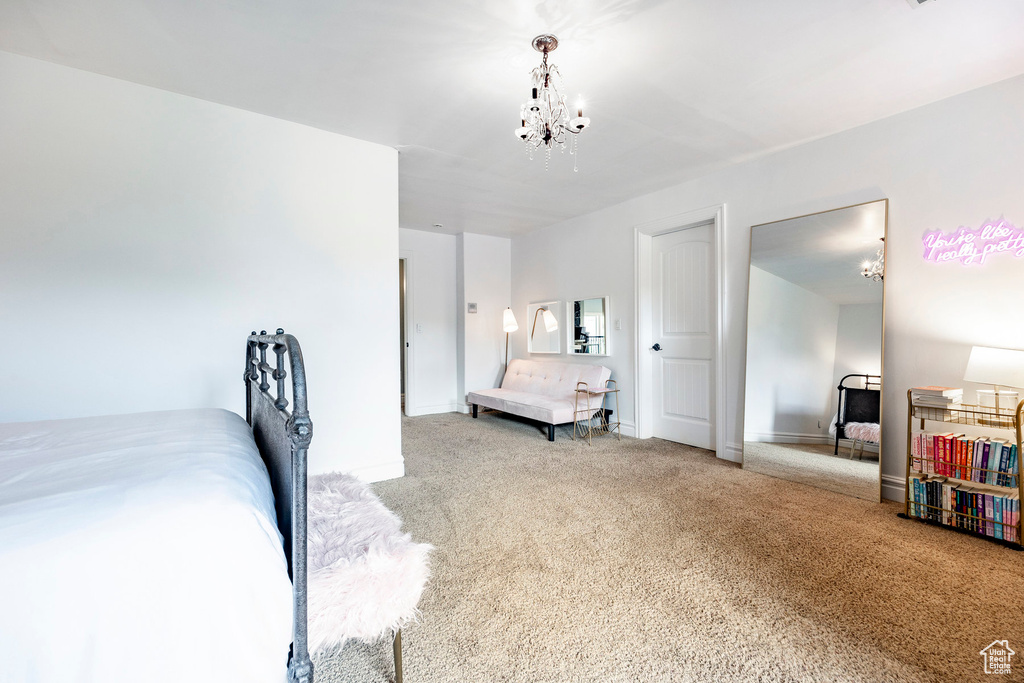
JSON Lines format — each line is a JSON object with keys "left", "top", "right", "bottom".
{"left": 514, "top": 34, "right": 590, "bottom": 171}
{"left": 862, "top": 237, "right": 885, "bottom": 282}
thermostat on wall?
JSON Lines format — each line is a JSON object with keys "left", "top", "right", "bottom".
{"left": 467, "top": 303, "right": 478, "bottom": 314}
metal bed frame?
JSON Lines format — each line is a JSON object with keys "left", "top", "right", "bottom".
{"left": 245, "top": 329, "right": 313, "bottom": 683}
{"left": 833, "top": 373, "right": 881, "bottom": 456}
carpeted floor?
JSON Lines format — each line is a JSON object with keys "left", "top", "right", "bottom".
{"left": 313, "top": 411, "right": 1024, "bottom": 683}
{"left": 742, "top": 441, "right": 879, "bottom": 501}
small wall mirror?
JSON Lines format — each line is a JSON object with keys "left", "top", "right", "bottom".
{"left": 569, "top": 297, "right": 610, "bottom": 356}
{"left": 527, "top": 301, "right": 561, "bottom": 354}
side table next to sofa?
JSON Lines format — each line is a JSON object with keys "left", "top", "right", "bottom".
{"left": 573, "top": 380, "right": 620, "bottom": 444}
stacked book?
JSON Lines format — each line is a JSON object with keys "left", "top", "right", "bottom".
{"left": 910, "top": 431, "right": 1018, "bottom": 487}
{"left": 908, "top": 474, "right": 1020, "bottom": 543}
{"left": 911, "top": 386, "right": 963, "bottom": 412}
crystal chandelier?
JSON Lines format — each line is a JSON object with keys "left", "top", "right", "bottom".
{"left": 861, "top": 238, "right": 885, "bottom": 282}
{"left": 514, "top": 34, "right": 590, "bottom": 171}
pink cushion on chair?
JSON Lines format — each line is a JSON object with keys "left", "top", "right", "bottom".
{"left": 844, "top": 422, "right": 880, "bottom": 444}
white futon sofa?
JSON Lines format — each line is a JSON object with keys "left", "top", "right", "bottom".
{"left": 468, "top": 359, "right": 612, "bottom": 441}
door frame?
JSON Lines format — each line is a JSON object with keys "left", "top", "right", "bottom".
{"left": 399, "top": 251, "right": 416, "bottom": 416}
{"left": 633, "top": 204, "right": 729, "bottom": 458}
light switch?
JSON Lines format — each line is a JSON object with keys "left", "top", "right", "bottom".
{"left": 468, "top": 303, "right": 478, "bottom": 314}
{"left": 614, "top": 319, "right": 622, "bottom": 330}
{"left": 416, "top": 323, "right": 423, "bottom": 333}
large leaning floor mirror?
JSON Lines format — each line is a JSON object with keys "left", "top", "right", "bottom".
{"left": 742, "top": 199, "right": 887, "bottom": 502}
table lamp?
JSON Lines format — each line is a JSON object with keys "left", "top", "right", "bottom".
{"left": 963, "top": 346, "right": 1024, "bottom": 420}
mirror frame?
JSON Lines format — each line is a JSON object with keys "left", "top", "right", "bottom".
{"left": 566, "top": 296, "right": 611, "bottom": 357}
{"left": 741, "top": 198, "right": 888, "bottom": 503}
{"left": 527, "top": 300, "right": 562, "bottom": 354}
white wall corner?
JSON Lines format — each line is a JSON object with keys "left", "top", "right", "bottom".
{"left": 881, "top": 474, "right": 905, "bottom": 503}
{"left": 348, "top": 459, "right": 406, "bottom": 484}
{"left": 407, "top": 401, "right": 460, "bottom": 416}
{"left": 721, "top": 442, "right": 743, "bottom": 463}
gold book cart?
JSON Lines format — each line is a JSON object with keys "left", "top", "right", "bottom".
{"left": 899, "top": 389, "right": 1023, "bottom": 550}
{"left": 573, "top": 379, "right": 621, "bottom": 444}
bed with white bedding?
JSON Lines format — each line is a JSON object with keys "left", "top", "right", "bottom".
{"left": 0, "top": 330, "right": 313, "bottom": 683}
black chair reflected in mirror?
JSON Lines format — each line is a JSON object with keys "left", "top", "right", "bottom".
{"left": 834, "top": 373, "right": 881, "bottom": 455}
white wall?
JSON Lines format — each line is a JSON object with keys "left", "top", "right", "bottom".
{"left": 456, "top": 234, "right": 512, "bottom": 407}
{"left": 0, "top": 52, "right": 401, "bottom": 481}
{"left": 512, "top": 74, "right": 1024, "bottom": 501}
{"left": 399, "top": 228, "right": 458, "bottom": 415}
{"left": 512, "top": 225, "right": 635, "bottom": 433}
{"left": 831, "top": 303, "right": 884, "bottom": 392}
{"left": 743, "top": 267, "right": 838, "bottom": 441}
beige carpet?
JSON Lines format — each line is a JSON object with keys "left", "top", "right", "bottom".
{"left": 313, "top": 412, "right": 1024, "bottom": 682}
{"left": 742, "top": 441, "right": 879, "bottom": 501}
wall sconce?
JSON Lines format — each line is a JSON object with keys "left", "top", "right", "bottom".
{"left": 531, "top": 307, "right": 558, "bottom": 340}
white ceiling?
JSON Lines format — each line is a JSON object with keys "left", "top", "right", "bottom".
{"left": 750, "top": 200, "right": 886, "bottom": 305}
{"left": 3, "top": 0, "right": 1024, "bottom": 237}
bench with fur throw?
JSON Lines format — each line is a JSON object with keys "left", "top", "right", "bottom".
{"left": 307, "top": 473, "right": 432, "bottom": 681}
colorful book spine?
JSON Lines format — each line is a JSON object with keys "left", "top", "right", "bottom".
{"left": 995, "top": 496, "right": 1003, "bottom": 540}
{"left": 926, "top": 435, "right": 935, "bottom": 474}
{"left": 957, "top": 437, "right": 965, "bottom": 480}
{"left": 974, "top": 440, "right": 983, "bottom": 483}
{"left": 1008, "top": 446, "right": 1018, "bottom": 488}
{"left": 985, "top": 495, "right": 995, "bottom": 537}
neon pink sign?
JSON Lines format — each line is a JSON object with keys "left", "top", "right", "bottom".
{"left": 923, "top": 219, "right": 1024, "bottom": 265}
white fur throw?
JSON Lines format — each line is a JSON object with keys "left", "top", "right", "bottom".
{"left": 307, "top": 472, "right": 432, "bottom": 651}
{"left": 844, "top": 421, "right": 881, "bottom": 444}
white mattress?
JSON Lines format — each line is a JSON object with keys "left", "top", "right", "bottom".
{"left": 0, "top": 409, "right": 293, "bottom": 683}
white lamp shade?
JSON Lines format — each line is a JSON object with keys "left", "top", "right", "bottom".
{"left": 503, "top": 308, "right": 519, "bottom": 333}
{"left": 964, "top": 346, "right": 1024, "bottom": 389}
{"left": 542, "top": 308, "right": 558, "bottom": 333}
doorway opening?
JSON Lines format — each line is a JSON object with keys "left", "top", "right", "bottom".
{"left": 399, "top": 258, "right": 407, "bottom": 415}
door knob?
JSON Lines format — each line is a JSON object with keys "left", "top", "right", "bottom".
{"left": 651, "top": 343, "right": 662, "bottom": 351}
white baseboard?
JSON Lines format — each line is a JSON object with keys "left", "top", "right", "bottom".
{"left": 348, "top": 459, "right": 405, "bottom": 483}
{"left": 881, "top": 474, "right": 905, "bottom": 503}
{"left": 743, "top": 432, "right": 880, "bottom": 454}
{"left": 406, "top": 401, "right": 458, "bottom": 417}
{"left": 455, "top": 402, "right": 472, "bottom": 414}
{"left": 618, "top": 421, "right": 637, "bottom": 438}
{"left": 744, "top": 431, "right": 832, "bottom": 445}
{"left": 719, "top": 442, "right": 743, "bottom": 463}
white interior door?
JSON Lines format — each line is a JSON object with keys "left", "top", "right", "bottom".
{"left": 651, "top": 223, "right": 716, "bottom": 449}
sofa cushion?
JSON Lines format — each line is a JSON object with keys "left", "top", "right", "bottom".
{"left": 500, "top": 359, "right": 611, "bottom": 403}
{"left": 469, "top": 388, "right": 584, "bottom": 425}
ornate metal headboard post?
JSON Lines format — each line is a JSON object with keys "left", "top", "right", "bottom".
{"left": 245, "top": 328, "right": 313, "bottom": 683}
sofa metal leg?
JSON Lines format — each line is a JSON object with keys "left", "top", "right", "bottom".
{"left": 472, "top": 404, "right": 478, "bottom": 418}
{"left": 393, "top": 629, "right": 403, "bottom": 683}
{"left": 548, "top": 424, "right": 555, "bottom": 441}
